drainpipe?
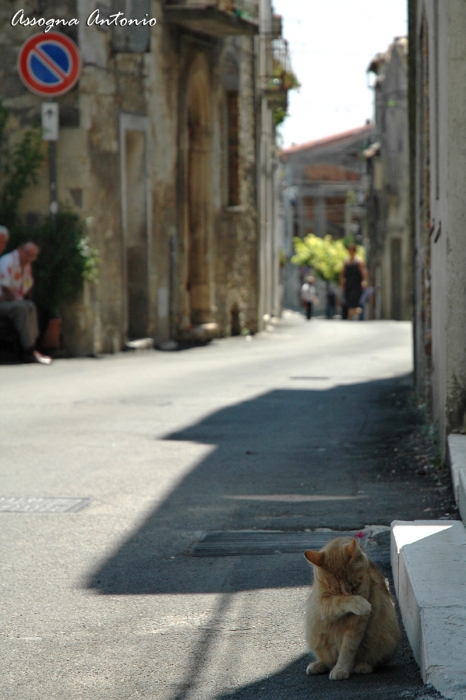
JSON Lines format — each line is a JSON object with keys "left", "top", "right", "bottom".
{"left": 258, "top": 0, "right": 273, "bottom": 327}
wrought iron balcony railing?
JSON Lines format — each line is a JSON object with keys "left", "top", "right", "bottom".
{"left": 263, "top": 38, "right": 295, "bottom": 108}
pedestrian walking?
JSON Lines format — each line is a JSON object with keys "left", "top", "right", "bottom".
{"left": 359, "top": 285, "right": 374, "bottom": 320}
{"left": 326, "top": 285, "right": 337, "bottom": 319}
{"left": 339, "top": 244, "right": 368, "bottom": 320}
{"left": 300, "top": 275, "right": 318, "bottom": 320}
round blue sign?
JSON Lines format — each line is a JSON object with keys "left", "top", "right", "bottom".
{"left": 18, "top": 32, "right": 81, "bottom": 97}
{"left": 30, "top": 43, "right": 71, "bottom": 84}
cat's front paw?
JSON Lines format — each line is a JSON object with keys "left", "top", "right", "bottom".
{"left": 348, "top": 595, "right": 371, "bottom": 616}
{"left": 306, "top": 661, "right": 329, "bottom": 675}
{"left": 329, "top": 666, "right": 350, "bottom": 681}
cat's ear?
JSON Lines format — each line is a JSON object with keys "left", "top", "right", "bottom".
{"left": 346, "top": 538, "right": 357, "bottom": 558}
{"left": 304, "top": 550, "right": 326, "bottom": 567}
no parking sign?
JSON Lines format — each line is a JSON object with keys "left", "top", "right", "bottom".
{"left": 17, "top": 32, "right": 81, "bottom": 216}
{"left": 17, "top": 31, "right": 81, "bottom": 97}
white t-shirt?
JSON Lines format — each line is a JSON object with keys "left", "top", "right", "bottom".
{"left": 0, "top": 249, "right": 34, "bottom": 300}
{"left": 300, "top": 282, "right": 316, "bottom": 303}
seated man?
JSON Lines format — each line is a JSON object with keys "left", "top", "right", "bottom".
{"left": 0, "top": 226, "right": 8, "bottom": 256}
{"left": 0, "top": 241, "right": 52, "bottom": 364}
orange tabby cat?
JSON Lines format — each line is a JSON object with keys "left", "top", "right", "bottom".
{"left": 304, "top": 536, "right": 400, "bottom": 681}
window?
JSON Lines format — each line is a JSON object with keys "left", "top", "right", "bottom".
{"left": 112, "top": 0, "right": 151, "bottom": 53}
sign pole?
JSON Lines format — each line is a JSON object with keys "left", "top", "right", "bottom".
{"left": 18, "top": 32, "right": 81, "bottom": 223}
{"left": 49, "top": 140, "right": 57, "bottom": 222}
{"left": 41, "top": 101, "right": 59, "bottom": 221}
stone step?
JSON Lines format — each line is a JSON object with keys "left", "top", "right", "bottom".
{"left": 448, "top": 434, "right": 466, "bottom": 521}
{"left": 391, "top": 519, "right": 466, "bottom": 700}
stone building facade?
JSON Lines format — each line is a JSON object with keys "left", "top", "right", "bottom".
{"left": 409, "top": 0, "right": 466, "bottom": 453}
{"left": 365, "top": 37, "right": 411, "bottom": 321}
{"left": 0, "top": 0, "right": 280, "bottom": 354}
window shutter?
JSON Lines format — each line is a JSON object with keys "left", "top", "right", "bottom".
{"left": 112, "top": 0, "right": 151, "bottom": 53}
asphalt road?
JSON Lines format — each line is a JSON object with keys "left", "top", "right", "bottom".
{"left": 1, "top": 313, "right": 448, "bottom": 699}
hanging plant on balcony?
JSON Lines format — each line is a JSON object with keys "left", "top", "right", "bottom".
{"left": 270, "top": 59, "right": 300, "bottom": 127}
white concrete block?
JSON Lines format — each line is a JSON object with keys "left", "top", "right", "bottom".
{"left": 396, "top": 544, "right": 421, "bottom": 663}
{"left": 391, "top": 520, "right": 466, "bottom": 699}
{"left": 447, "top": 433, "right": 466, "bottom": 504}
{"left": 390, "top": 520, "right": 464, "bottom": 595}
{"left": 458, "top": 468, "right": 466, "bottom": 523}
{"left": 422, "top": 608, "right": 466, "bottom": 700}
{"left": 402, "top": 541, "right": 466, "bottom": 607}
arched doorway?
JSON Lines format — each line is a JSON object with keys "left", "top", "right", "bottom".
{"left": 185, "top": 57, "right": 213, "bottom": 327}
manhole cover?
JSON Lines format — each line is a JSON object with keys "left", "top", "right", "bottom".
{"left": 191, "top": 530, "right": 357, "bottom": 557}
{"left": 0, "top": 497, "right": 91, "bottom": 513}
{"left": 289, "top": 376, "right": 330, "bottom": 380}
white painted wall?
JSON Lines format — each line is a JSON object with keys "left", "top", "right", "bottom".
{"left": 415, "top": 0, "right": 466, "bottom": 451}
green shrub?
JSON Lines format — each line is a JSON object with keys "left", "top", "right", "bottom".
{"left": 33, "top": 210, "right": 99, "bottom": 315}
{"left": 7, "top": 209, "right": 99, "bottom": 316}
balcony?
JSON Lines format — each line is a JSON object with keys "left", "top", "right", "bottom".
{"left": 272, "top": 14, "right": 282, "bottom": 38}
{"left": 164, "top": 0, "right": 259, "bottom": 38}
{"left": 264, "top": 38, "right": 295, "bottom": 111}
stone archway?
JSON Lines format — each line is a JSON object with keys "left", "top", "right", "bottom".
{"left": 185, "top": 56, "right": 213, "bottom": 327}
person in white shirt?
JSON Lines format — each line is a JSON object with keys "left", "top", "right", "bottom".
{"left": 0, "top": 241, "right": 52, "bottom": 364}
{"left": 300, "top": 275, "right": 318, "bottom": 320}
{"left": 0, "top": 225, "right": 8, "bottom": 256}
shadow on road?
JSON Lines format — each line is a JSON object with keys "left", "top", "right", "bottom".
{"left": 85, "top": 375, "right": 421, "bottom": 595}
{"left": 216, "top": 652, "right": 430, "bottom": 700}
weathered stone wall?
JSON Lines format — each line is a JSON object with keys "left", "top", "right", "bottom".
{"left": 216, "top": 36, "right": 259, "bottom": 335}
{"left": 0, "top": 0, "right": 262, "bottom": 353}
{"left": 369, "top": 38, "right": 411, "bottom": 321}
{"left": 443, "top": 0, "right": 466, "bottom": 439}
{"left": 413, "top": 0, "right": 466, "bottom": 453}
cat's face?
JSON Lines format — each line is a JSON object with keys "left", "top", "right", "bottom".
{"left": 304, "top": 537, "right": 368, "bottom": 595}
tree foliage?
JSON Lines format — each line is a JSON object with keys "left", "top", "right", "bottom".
{"left": 292, "top": 233, "right": 365, "bottom": 283}
{"left": 0, "top": 102, "right": 44, "bottom": 229}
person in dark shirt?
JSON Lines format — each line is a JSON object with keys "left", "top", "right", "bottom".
{"left": 339, "top": 244, "right": 368, "bottom": 320}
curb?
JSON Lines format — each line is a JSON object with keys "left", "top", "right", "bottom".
{"left": 448, "top": 434, "right": 466, "bottom": 521}
{"left": 391, "top": 519, "right": 466, "bottom": 699}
